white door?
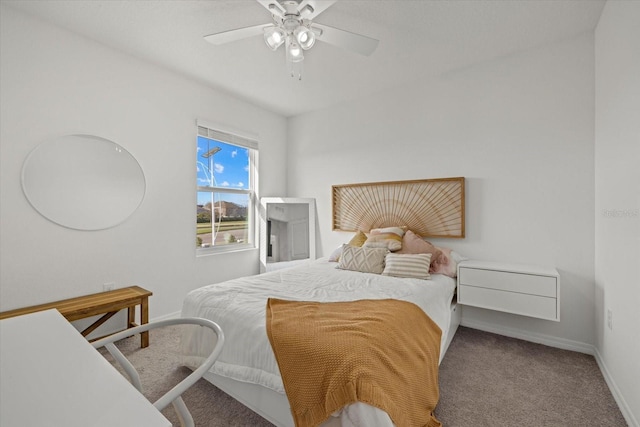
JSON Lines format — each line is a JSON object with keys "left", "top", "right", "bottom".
{"left": 289, "top": 219, "right": 309, "bottom": 260}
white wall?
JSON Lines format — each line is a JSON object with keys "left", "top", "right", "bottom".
{"left": 0, "top": 6, "right": 288, "bottom": 327}
{"left": 595, "top": 1, "right": 640, "bottom": 425}
{"left": 289, "top": 34, "right": 595, "bottom": 346}
{"left": 1, "top": 1, "right": 636, "bottom": 422}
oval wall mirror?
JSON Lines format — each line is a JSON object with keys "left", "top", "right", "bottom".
{"left": 21, "top": 134, "right": 146, "bottom": 231}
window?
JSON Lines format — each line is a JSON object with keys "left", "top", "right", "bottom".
{"left": 196, "top": 122, "right": 258, "bottom": 253}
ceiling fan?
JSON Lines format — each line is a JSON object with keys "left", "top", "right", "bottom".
{"left": 204, "top": 0, "right": 379, "bottom": 80}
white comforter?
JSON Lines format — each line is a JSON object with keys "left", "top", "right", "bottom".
{"left": 180, "top": 258, "right": 455, "bottom": 425}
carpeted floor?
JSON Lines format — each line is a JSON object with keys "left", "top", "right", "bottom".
{"left": 436, "top": 327, "right": 626, "bottom": 426}
{"left": 102, "top": 325, "right": 627, "bottom": 426}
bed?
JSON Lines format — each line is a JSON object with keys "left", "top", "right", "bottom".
{"left": 179, "top": 257, "right": 461, "bottom": 427}
{"left": 180, "top": 177, "right": 465, "bottom": 426}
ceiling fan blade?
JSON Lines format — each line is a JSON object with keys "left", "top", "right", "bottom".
{"left": 256, "top": 0, "right": 286, "bottom": 17}
{"left": 313, "top": 23, "right": 379, "bottom": 56}
{"left": 298, "top": 0, "right": 337, "bottom": 20}
{"left": 204, "top": 24, "right": 272, "bottom": 45}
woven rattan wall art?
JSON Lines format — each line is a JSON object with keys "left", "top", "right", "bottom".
{"left": 332, "top": 177, "right": 465, "bottom": 238}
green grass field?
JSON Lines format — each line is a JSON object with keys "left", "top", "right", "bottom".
{"left": 197, "top": 221, "right": 247, "bottom": 234}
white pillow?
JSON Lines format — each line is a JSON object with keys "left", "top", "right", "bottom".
{"left": 328, "top": 245, "right": 343, "bottom": 262}
{"left": 382, "top": 253, "right": 432, "bottom": 280}
{"left": 451, "top": 250, "right": 467, "bottom": 263}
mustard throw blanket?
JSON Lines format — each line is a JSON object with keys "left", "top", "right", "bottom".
{"left": 266, "top": 298, "right": 442, "bottom": 427}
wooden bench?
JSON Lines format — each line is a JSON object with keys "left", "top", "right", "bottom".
{"left": 0, "top": 286, "right": 152, "bottom": 348}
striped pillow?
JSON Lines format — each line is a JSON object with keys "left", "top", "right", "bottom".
{"left": 363, "top": 233, "right": 402, "bottom": 251}
{"left": 363, "top": 227, "right": 405, "bottom": 252}
{"left": 382, "top": 253, "right": 432, "bottom": 280}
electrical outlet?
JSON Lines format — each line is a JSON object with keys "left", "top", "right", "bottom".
{"left": 103, "top": 282, "right": 115, "bottom": 292}
{"left": 607, "top": 309, "right": 613, "bottom": 330}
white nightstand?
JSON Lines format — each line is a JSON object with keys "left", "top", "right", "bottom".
{"left": 457, "top": 260, "right": 560, "bottom": 321}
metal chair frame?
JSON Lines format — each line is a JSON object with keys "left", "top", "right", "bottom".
{"left": 92, "top": 317, "right": 224, "bottom": 427}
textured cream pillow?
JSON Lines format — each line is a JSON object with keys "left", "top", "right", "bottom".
{"left": 338, "top": 244, "right": 388, "bottom": 274}
{"left": 382, "top": 253, "right": 432, "bottom": 279}
{"left": 328, "top": 231, "right": 369, "bottom": 262}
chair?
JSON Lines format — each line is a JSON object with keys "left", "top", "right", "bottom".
{"left": 92, "top": 317, "right": 224, "bottom": 427}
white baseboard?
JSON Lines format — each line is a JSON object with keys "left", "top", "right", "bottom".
{"left": 593, "top": 347, "right": 639, "bottom": 427}
{"left": 461, "top": 318, "right": 638, "bottom": 427}
{"left": 151, "top": 310, "right": 181, "bottom": 322}
{"left": 460, "top": 318, "right": 594, "bottom": 354}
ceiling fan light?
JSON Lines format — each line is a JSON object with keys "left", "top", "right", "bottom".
{"left": 264, "top": 27, "right": 285, "bottom": 50}
{"left": 287, "top": 41, "right": 304, "bottom": 63}
{"left": 294, "top": 26, "right": 315, "bottom": 50}
{"left": 300, "top": 4, "right": 314, "bottom": 17}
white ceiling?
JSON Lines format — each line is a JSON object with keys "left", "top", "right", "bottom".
{"left": 4, "top": 0, "right": 606, "bottom": 117}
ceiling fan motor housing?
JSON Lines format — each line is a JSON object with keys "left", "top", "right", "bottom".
{"left": 283, "top": 17, "right": 300, "bottom": 32}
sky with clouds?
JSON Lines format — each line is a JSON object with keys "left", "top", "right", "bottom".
{"left": 197, "top": 136, "right": 250, "bottom": 206}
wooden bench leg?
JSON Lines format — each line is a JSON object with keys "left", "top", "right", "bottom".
{"left": 80, "top": 311, "right": 118, "bottom": 337}
{"left": 140, "top": 297, "right": 149, "bottom": 348}
{"left": 128, "top": 306, "right": 136, "bottom": 329}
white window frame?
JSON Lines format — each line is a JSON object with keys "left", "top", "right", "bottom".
{"left": 196, "top": 120, "right": 259, "bottom": 256}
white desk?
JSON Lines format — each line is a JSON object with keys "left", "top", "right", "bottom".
{"left": 0, "top": 309, "right": 171, "bottom": 427}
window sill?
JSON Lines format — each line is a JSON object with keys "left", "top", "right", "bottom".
{"left": 196, "top": 244, "right": 257, "bottom": 257}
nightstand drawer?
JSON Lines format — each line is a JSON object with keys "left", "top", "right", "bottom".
{"left": 459, "top": 267, "right": 556, "bottom": 298}
{"left": 459, "top": 284, "right": 557, "bottom": 320}
{"left": 456, "top": 260, "right": 560, "bottom": 321}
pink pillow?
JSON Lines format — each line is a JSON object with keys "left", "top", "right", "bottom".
{"left": 397, "top": 230, "right": 438, "bottom": 254}
{"left": 397, "top": 230, "right": 442, "bottom": 267}
{"left": 430, "top": 247, "right": 458, "bottom": 277}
